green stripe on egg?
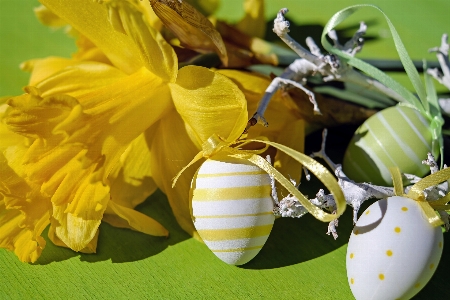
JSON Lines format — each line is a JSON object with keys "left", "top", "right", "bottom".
{"left": 343, "top": 105, "right": 439, "bottom": 186}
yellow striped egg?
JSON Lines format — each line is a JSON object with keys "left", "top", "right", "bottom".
{"left": 346, "top": 196, "right": 443, "bottom": 300}
{"left": 191, "top": 153, "right": 275, "bottom": 265}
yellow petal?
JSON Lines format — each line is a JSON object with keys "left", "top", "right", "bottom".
{"left": 39, "top": 1, "right": 177, "bottom": 80}
{"left": 72, "top": 34, "right": 113, "bottom": 66}
{"left": 100, "top": 0, "right": 178, "bottom": 81}
{"left": 237, "top": 0, "right": 266, "bottom": 38}
{"left": 149, "top": 111, "right": 202, "bottom": 240}
{"left": 8, "top": 68, "right": 173, "bottom": 178}
{"left": 218, "top": 69, "right": 305, "bottom": 183}
{"left": 109, "top": 132, "right": 158, "bottom": 209}
{"left": 36, "top": 62, "right": 126, "bottom": 97}
{"left": 5, "top": 67, "right": 173, "bottom": 251}
{"left": 21, "top": 57, "right": 75, "bottom": 86}
{"left": 270, "top": 119, "right": 305, "bottom": 184}
{"left": 137, "top": 0, "right": 163, "bottom": 31}
{"left": 47, "top": 222, "right": 99, "bottom": 254}
{"left": 34, "top": 4, "right": 68, "bottom": 27}
{"left": 150, "top": 0, "right": 228, "bottom": 65}
{"left": 88, "top": 71, "right": 173, "bottom": 176}
{"left": 0, "top": 103, "right": 24, "bottom": 152}
{"left": 170, "top": 66, "right": 247, "bottom": 147}
{"left": 104, "top": 201, "right": 168, "bottom": 237}
{"left": 218, "top": 69, "right": 302, "bottom": 131}
{"left": 0, "top": 205, "right": 48, "bottom": 263}
{"left": 40, "top": 0, "right": 142, "bottom": 74}
{"left": 51, "top": 184, "right": 108, "bottom": 252}
{"left": 0, "top": 149, "right": 51, "bottom": 263}
{"left": 34, "top": 61, "right": 127, "bottom": 98}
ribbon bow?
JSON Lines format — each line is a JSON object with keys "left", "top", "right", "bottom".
{"left": 389, "top": 167, "right": 450, "bottom": 227}
{"left": 173, "top": 134, "right": 346, "bottom": 223}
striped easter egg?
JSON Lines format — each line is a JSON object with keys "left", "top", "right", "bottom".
{"left": 191, "top": 152, "right": 275, "bottom": 265}
{"left": 343, "top": 105, "right": 439, "bottom": 186}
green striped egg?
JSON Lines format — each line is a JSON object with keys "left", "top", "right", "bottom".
{"left": 343, "top": 105, "right": 439, "bottom": 186}
{"left": 191, "top": 153, "right": 275, "bottom": 265}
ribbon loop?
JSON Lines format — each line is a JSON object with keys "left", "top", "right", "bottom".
{"left": 201, "top": 134, "right": 229, "bottom": 157}
{"left": 173, "top": 134, "right": 347, "bottom": 223}
{"left": 389, "top": 167, "right": 450, "bottom": 227}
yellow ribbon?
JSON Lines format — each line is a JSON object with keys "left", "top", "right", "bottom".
{"left": 389, "top": 167, "right": 450, "bottom": 227}
{"left": 173, "top": 134, "right": 346, "bottom": 223}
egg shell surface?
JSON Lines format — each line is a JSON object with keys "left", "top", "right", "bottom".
{"left": 343, "top": 105, "right": 436, "bottom": 186}
{"left": 347, "top": 196, "right": 443, "bottom": 300}
{"left": 191, "top": 153, "right": 275, "bottom": 265}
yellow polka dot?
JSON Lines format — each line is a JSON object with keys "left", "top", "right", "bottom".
{"left": 350, "top": 253, "right": 354, "bottom": 259}
{"left": 401, "top": 206, "right": 408, "bottom": 212}
{"left": 430, "top": 263, "right": 435, "bottom": 269}
{"left": 394, "top": 227, "right": 401, "bottom": 233}
{"left": 415, "top": 283, "right": 421, "bottom": 288}
{"left": 379, "top": 274, "right": 385, "bottom": 280}
{"left": 354, "top": 229, "right": 359, "bottom": 235}
{"left": 386, "top": 250, "right": 393, "bottom": 256}
{"left": 365, "top": 210, "right": 370, "bottom": 215}
{"left": 439, "top": 241, "right": 443, "bottom": 248}
{"left": 350, "top": 278, "right": 354, "bottom": 284}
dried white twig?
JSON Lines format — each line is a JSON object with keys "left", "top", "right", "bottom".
{"left": 403, "top": 153, "right": 448, "bottom": 201}
{"left": 310, "top": 130, "right": 395, "bottom": 225}
{"left": 439, "top": 211, "right": 450, "bottom": 232}
{"left": 273, "top": 129, "right": 450, "bottom": 238}
{"left": 428, "top": 33, "right": 450, "bottom": 90}
{"left": 252, "top": 76, "right": 319, "bottom": 127}
{"left": 438, "top": 98, "right": 450, "bottom": 115}
{"left": 266, "top": 155, "right": 279, "bottom": 206}
{"left": 246, "top": 8, "right": 406, "bottom": 132}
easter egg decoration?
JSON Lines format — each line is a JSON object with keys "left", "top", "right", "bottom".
{"left": 191, "top": 152, "right": 274, "bottom": 265}
{"left": 346, "top": 196, "right": 443, "bottom": 300}
{"left": 321, "top": 5, "right": 445, "bottom": 186}
{"left": 343, "top": 105, "right": 439, "bottom": 185}
{"left": 173, "top": 135, "right": 346, "bottom": 265}
{"left": 345, "top": 164, "right": 450, "bottom": 300}
{"left": 308, "top": 128, "right": 450, "bottom": 299}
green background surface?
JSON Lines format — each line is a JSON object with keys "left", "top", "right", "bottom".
{"left": 1, "top": 0, "right": 449, "bottom": 299}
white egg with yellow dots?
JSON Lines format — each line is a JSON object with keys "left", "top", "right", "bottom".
{"left": 346, "top": 196, "right": 443, "bottom": 300}
{"left": 191, "top": 152, "right": 275, "bottom": 265}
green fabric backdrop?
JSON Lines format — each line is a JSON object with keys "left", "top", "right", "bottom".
{"left": 1, "top": 0, "right": 449, "bottom": 299}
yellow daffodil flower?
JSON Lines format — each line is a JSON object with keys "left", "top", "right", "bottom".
{"left": 0, "top": 0, "right": 305, "bottom": 262}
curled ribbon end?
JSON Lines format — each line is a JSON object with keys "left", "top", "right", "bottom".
{"left": 390, "top": 166, "right": 450, "bottom": 228}
{"left": 171, "top": 151, "right": 206, "bottom": 188}
{"left": 389, "top": 167, "right": 404, "bottom": 196}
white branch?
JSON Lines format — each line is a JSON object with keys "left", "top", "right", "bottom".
{"left": 275, "top": 129, "right": 450, "bottom": 238}
{"left": 246, "top": 8, "right": 406, "bottom": 132}
{"left": 428, "top": 33, "right": 450, "bottom": 90}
